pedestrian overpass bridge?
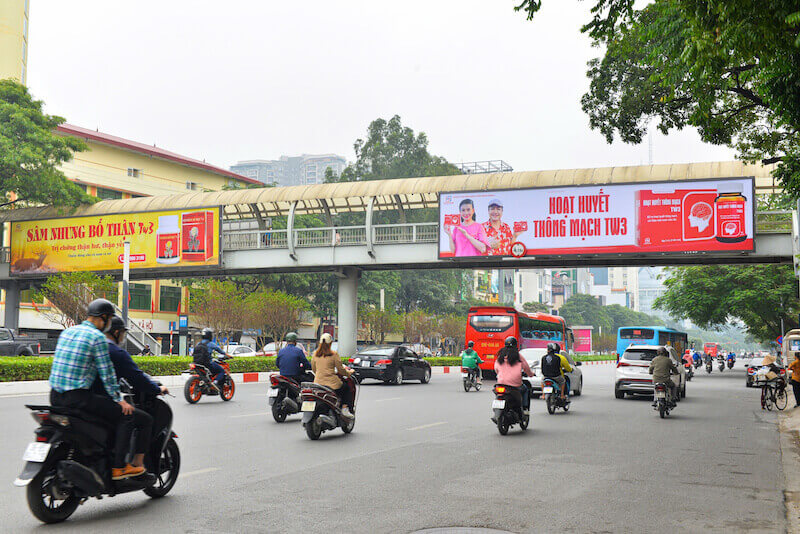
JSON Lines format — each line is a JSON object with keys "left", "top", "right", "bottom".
{"left": 1, "top": 160, "right": 796, "bottom": 356}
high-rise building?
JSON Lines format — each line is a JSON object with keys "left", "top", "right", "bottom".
{"left": 550, "top": 268, "right": 593, "bottom": 309}
{"left": 0, "top": 0, "right": 29, "bottom": 83}
{"left": 512, "top": 269, "right": 553, "bottom": 310}
{"left": 589, "top": 266, "right": 639, "bottom": 309}
{"left": 231, "top": 154, "right": 347, "bottom": 186}
{"left": 638, "top": 266, "right": 672, "bottom": 321}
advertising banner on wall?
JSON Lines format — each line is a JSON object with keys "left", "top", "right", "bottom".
{"left": 10, "top": 207, "right": 221, "bottom": 275}
{"left": 572, "top": 327, "right": 593, "bottom": 353}
{"left": 438, "top": 178, "right": 754, "bottom": 258}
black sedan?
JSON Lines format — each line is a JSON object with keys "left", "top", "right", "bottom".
{"left": 349, "top": 345, "right": 432, "bottom": 384}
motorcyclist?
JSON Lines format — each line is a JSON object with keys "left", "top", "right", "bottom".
{"left": 48, "top": 298, "right": 142, "bottom": 480}
{"left": 312, "top": 333, "right": 355, "bottom": 419}
{"left": 460, "top": 341, "right": 483, "bottom": 384}
{"left": 276, "top": 332, "right": 313, "bottom": 390}
{"left": 540, "top": 341, "right": 572, "bottom": 402}
{"left": 494, "top": 336, "right": 534, "bottom": 413}
{"left": 648, "top": 346, "right": 679, "bottom": 405}
{"left": 92, "top": 316, "right": 167, "bottom": 475}
{"left": 192, "top": 328, "right": 229, "bottom": 392}
{"left": 692, "top": 351, "right": 702, "bottom": 366}
{"left": 727, "top": 351, "right": 736, "bottom": 362}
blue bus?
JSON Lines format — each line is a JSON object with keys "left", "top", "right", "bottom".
{"left": 616, "top": 326, "right": 688, "bottom": 357}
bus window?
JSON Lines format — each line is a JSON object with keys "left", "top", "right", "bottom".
{"left": 658, "top": 331, "right": 670, "bottom": 345}
{"left": 620, "top": 328, "right": 655, "bottom": 340}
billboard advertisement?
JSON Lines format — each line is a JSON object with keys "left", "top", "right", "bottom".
{"left": 573, "top": 327, "right": 593, "bottom": 353}
{"left": 10, "top": 207, "right": 221, "bottom": 275}
{"left": 438, "top": 178, "right": 754, "bottom": 258}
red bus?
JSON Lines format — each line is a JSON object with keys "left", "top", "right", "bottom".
{"left": 465, "top": 306, "right": 572, "bottom": 374}
{"left": 703, "top": 342, "right": 721, "bottom": 357}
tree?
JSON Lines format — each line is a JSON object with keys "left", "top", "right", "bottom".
{"left": 401, "top": 310, "right": 435, "bottom": 344}
{"left": 655, "top": 265, "right": 799, "bottom": 342}
{"left": 359, "top": 308, "right": 399, "bottom": 345}
{"left": 246, "top": 289, "right": 308, "bottom": 348}
{"left": 592, "top": 332, "right": 617, "bottom": 354}
{"left": 522, "top": 301, "right": 550, "bottom": 313}
{"left": 514, "top": 1, "right": 800, "bottom": 196}
{"left": 558, "top": 294, "right": 613, "bottom": 334}
{"left": 190, "top": 280, "right": 245, "bottom": 342}
{"left": 0, "top": 80, "right": 93, "bottom": 208}
{"left": 36, "top": 272, "right": 115, "bottom": 328}
{"left": 437, "top": 314, "right": 466, "bottom": 355}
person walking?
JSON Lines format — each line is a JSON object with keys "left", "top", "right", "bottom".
{"left": 788, "top": 356, "right": 800, "bottom": 407}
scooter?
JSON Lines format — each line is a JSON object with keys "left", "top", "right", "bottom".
{"left": 727, "top": 358, "right": 735, "bottom": 369}
{"left": 491, "top": 382, "right": 531, "bottom": 435}
{"left": 705, "top": 357, "right": 713, "bottom": 374}
{"left": 300, "top": 375, "right": 359, "bottom": 440}
{"left": 693, "top": 358, "right": 702, "bottom": 370}
{"left": 718, "top": 358, "right": 725, "bottom": 372}
{"left": 15, "top": 379, "right": 180, "bottom": 523}
{"left": 269, "top": 372, "right": 314, "bottom": 422}
{"left": 183, "top": 356, "right": 235, "bottom": 403}
{"left": 461, "top": 367, "right": 482, "bottom": 392}
{"left": 684, "top": 362, "right": 694, "bottom": 381}
{"left": 542, "top": 377, "right": 570, "bottom": 414}
{"left": 653, "top": 382, "right": 676, "bottom": 418}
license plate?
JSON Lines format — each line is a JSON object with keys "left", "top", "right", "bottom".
{"left": 268, "top": 388, "right": 279, "bottom": 397}
{"left": 301, "top": 401, "right": 316, "bottom": 412}
{"left": 361, "top": 361, "right": 371, "bottom": 367}
{"left": 461, "top": 372, "right": 468, "bottom": 377}
{"left": 22, "top": 442, "right": 50, "bottom": 462}
{"left": 543, "top": 386, "right": 554, "bottom": 393}
{"left": 656, "top": 391, "right": 666, "bottom": 398}
{"left": 492, "top": 399, "right": 506, "bottom": 409}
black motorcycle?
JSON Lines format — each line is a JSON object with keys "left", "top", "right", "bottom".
{"left": 653, "top": 382, "right": 676, "bottom": 418}
{"left": 15, "top": 380, "right": 180, "bottom": 523}
{"left": 717, "top": 358, "right": 725, "bottom": 372}
{"left": 705, "top": 357, "right": 713, "bottom": 374}
{"left": 269, "top": 372, "right": 313, "bottom": 422}
{"left": 542, "top": 377, "right": 570, "bottom": 414}
{"left": 491, "top": 382, "right": 531, "bottom": 434}
{"left": 300, "top": 376, "right": 359, "bottom": 440}
{"left": 727, "top": 358, "right": 735, "bottom": 369}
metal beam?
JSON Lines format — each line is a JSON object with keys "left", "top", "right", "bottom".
{"left": 287, "top": 201, "right": 298, "bottom": 261}
{"left": 365, "top": 196, "right": 376, "bottom": 258}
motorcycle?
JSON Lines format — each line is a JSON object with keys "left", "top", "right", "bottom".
{"left": 300, "top": 375, "right": 358, "bottom": 440}
{"left": 183, "top": 355, "right": 235, "bottom": 403}
{"left": 14, "top": 379, "right": 180, "bottom": 524}
{"left": 705, "top": 358, "right": 713, "bottom": 374}
{"left": 542, "top": 377, "right": 570, "bottom": 414}
{"left": 653, "top": 382, "right": 675, "bottom": 418}
{"left": 693, "top": 359, "right": 702, "bottom": 370}
{"left": 718, "top": 358, "right": 725, "bottom": 372}
{"left": 491, "top": 382, "right": 531, "bottom": 435}
{"left": 461, "top": 367, "right": 482, "bottom": 392}
{"left": 727, "top": 358, "right": 735, "bottom": 369}
{"left": 684, "top": 362, "right": 694, "bottom": 381}
{"left": 268, "top": 372, "right": 313, "bottom": 422}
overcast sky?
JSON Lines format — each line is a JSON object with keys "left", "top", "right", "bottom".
{"left": 27, "top": 0, "right": 735, "bottom": 173}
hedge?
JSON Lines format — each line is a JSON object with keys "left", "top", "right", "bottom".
{"left": 574, "top": 354, "right": 617, "bottom": 362}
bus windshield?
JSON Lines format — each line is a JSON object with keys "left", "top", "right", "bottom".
{"left": 468, "top": 314, "right": 513, "bottom": 332}
{"left": 620, "top": 328, "right": 655, "bottom": 339}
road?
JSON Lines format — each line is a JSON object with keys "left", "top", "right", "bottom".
{"left": 0, "top": 362, "right": 786, "bottom": 533}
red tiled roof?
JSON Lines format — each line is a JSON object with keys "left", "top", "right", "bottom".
{"left": 56, "top": 123, "right": 260, "bottom": 184}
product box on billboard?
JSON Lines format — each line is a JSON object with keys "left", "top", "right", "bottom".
{"left": 181, "top": 211, "right": 215, "bottom": 262}
{"left": 513, "top": 221, "right": 528, "bottom": 233}
{"left": 444, "top": 214, "right": 460, "bottom": 226}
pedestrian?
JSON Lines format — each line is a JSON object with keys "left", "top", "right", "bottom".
{"left": 788, "top": 356, "right": 800, "bottom": 407}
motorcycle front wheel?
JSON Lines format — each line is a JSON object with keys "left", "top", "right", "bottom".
{"left": 220, "top": 377, "right": 235, "bottom": 401}
{"left": 144, "top": 438, "right": 180, "bottom": 498}
{"left": 183, "top": 377, "right": 202, "bottom": 404}
{"left": 342, "top": 416, "right": 355, "bottom": 434}
{"left": 519, "top": 412, "right": 529, "bottom": 430}
{"left": 27, "top": 454, "right": 80, "bottom": 524}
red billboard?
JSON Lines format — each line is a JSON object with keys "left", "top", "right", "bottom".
{"left": 573, "top": 327, "right": 593, "bottom": 353}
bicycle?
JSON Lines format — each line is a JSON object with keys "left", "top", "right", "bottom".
{"left": 760, "top": 378, "right": 787, "bottom": 411}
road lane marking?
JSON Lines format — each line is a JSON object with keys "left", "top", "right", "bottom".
{"left": 407, "top": 421, "right": 447, "bottom": 431}
{"left": 0, "top": 392, "right": 48, "bottom": 399}
{"left": 181, "top": 468, "right": 220, "bottom": 478}
{"left": 231, "top": 412, "right": 270, "bottom": 418}
{"left": 375, "top": 397, "right": 401, "bottom": 402}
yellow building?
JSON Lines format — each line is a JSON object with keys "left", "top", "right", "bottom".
{"left": 12, "top": 124, "right": 260, "bottom": 352}
{"left": 0, "top": 0, "right": 28, "bottom": 84}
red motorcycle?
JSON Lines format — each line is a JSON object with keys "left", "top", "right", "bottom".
{"left": 300, "top": 375, "right": 358, "bottom": 440}
{"left": 183, "top": 356, "right": 235, "bottom": 403}
{"left": 268, "top": 372, "right": 313, "bottom": 422}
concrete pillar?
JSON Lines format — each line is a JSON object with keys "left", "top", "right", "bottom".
{"left": 337, "top": 267, "right": 359, "bottom": 358}
{"left": 3, "top": 280, "right": 20, "bottom": 331}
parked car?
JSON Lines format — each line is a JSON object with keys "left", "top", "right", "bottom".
{"left": 519, "top": 348, "right": 583, "bottom": 396}
{"left": 614, "top": 345, "right": 686, "bottom": 399}
{"left": 349, "top": 345, "right": 431, "bottom": 384}
{"left": 262, "top": 341, "right": 308, "bottom": 357}
{"left": 0, "top": 328, "right": 40, "bottom": 356}
{"left": 223, "top": 344, "right": 259, "bottom": 357}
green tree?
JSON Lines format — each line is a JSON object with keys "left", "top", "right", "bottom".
{"left": 245, "top": 288, "right": 308, "bottom": 348}
{"left": 558, "top": 294, "right": 613, "bottom": 334}
{"left": 190, "top": 280, "right": 246, "bottom": 342}
{"left": 655, "top": 265, "right": 799, "bottom": 342}
{"left": 36, "top": 272, "right": 115, "bottom": 328}
{"left": 359, "top": 308, "right": 399, "bottom": 345}
{"left": 522, "top": 301, "right": 549, "bottom": 313}
{"left": 514, "top": 1, "right": 800, "bottom": 196}
{"left": 0, "top": 79, "right": 93, "bottom": 208}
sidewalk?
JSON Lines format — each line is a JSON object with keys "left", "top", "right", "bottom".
{"left": 780, "top": 408, "right": 800, "bottom": 533}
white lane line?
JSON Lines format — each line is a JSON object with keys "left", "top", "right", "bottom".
{"left": 407, "top": 421, "right": 447, "bottom": 431}
{"left": 231, "top": 412, "right": 270, "bottom": 418}
{"left": 181, "top": 467, "right": 220, "bottom": 478}
{"left": 0, "top": 392, "right": 48, "bottom": 399}
{"left": 375, "top": 397, "right": 402, "bottom": 402}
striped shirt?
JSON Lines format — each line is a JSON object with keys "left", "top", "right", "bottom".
{"left": 49, "top": 321, "right": 120, "bottom": 401}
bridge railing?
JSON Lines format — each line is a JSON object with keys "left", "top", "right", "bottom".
{"left": 755, "top": 210, "right": 794, "bottom": 233}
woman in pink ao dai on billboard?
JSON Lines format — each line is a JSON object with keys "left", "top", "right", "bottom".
{"left": 445, "top": 198, "right": 490, "bottom": 257}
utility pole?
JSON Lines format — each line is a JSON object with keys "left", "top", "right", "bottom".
{"left": 122, "top": 240, "right": 130, "bottom": 326}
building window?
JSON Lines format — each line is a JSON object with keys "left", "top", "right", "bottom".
{"left": 186, "top": 182, "right": 198, "bottom": 191}
{"left": 129, "top": 283, "right": 151, "bottom": 311}
{"left": 127, "top": 168, "right": 141, "bottom": 178}
{"left": 20, "top": 286, "right": 44, "bottom": 304}
{"left": 96, "top": 187, "right": 123, "bottom": 200}
{"left": 159, "top": 285, "right": 182, "bottom": 313}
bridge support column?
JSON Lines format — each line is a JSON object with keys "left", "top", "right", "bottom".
{"left": 2, "top": 280, "right": 20, "bottom": 331}
{"left": 337, "top": 267, "right": 360, "bottom": 357}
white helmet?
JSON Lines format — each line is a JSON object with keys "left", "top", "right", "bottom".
{"left": 319, "top": 333, "right": 333, "bottom": 344}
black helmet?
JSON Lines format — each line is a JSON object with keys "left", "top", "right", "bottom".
{"left": 546, "top": 342, "right": 559, "bottom": 354}
{"left": 657, "top": 346, "right": 668, "bottom": 356}
{"left": 109, "top": 316, "right": 128, "bottom": 336}
{"left": 504, "top": 336, "right": 518, "bottom": 349}
{"left": 467, "top": 341, "right": 474, "bottom": 348}
{"left": 201, "top": 328, "right": 213, "bottom": 341}
{"left": 87, "top": 298, "right": 115, "bottom": 318}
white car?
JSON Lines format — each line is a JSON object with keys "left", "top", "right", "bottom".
{"left": 262, "top": 341, "right": 308, "bottom": 357}
{"left": 614, "top": 344, "right": 686, "bottom": 400}
{"left": 223, "top": 344, "right": 258, "bottom": 357}
{"left": 519, "top": 348, "right": 583, "bottom": 396}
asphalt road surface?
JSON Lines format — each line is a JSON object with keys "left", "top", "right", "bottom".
{"left": 0, "top": 362, "right": 786, "bottom": 533}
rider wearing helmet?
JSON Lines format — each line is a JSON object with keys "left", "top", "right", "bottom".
{"left": 312, "top": 333, "right": 355, "bottom": 419}
{"left": 192, "top": 328, "right": 229, "bottom": 391}
{"left": 494, "top": 336, "right": 534, "bottom": 413}
{"left": 276, "top": 332, "right": 313, "bottom": 388}
{"left": 460, "top": 340, "right": 483, "bottom": 384}
{"left": 49, "top": 299, "right": 144, "bottom": 480}
{"left": 540, "top": 342, "right": 572, "bottom": 402}
{"left": 648, "top": 346, "right": 679, "bottom": 404}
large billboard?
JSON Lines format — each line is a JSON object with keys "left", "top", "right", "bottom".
{"left": 10, "top": 207, "right": 221, "bottom": 275}
{"left": 438, "top": 178, "right": 754, "bottom": 258}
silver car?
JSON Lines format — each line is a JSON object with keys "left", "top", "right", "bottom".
{"left": 520, "top": 348, "right": 583, "bottom": 396}
{"left": 614, "top": 344, "right": 686, "bottom": 399}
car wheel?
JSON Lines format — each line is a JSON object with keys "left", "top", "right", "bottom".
{"left": 681, "top": 384, "right": 686, "bottom": 398}
{"left": 420, "top": 368, "right": 431, "bottom": 384}
{"left": 573, "top": 377, "right": 582, "bottom": 396}
{"left": 614, "top": 387, "right": 625, "bottom": 399}
{"left": 393, "top": 368, "right": 403, "bottom": 385}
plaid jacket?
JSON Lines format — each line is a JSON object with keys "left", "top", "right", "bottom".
{"left": 49, "top": 321, "right": 120, "bottom": 401}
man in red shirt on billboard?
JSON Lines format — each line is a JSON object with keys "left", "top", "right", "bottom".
{"left": 482, "top": 198, "right": 522, "bottom": 256}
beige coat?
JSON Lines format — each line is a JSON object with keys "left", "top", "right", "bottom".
{"left": 312, "top": 351, "right": 353, "bottom": 390}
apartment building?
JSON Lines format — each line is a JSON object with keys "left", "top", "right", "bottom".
{"left": 231, "top": 154, "right": 346, "bottom": 186}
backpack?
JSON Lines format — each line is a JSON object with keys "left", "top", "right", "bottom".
{"left": 541, "top": 353, "right": 562, "bottom": 377}
{"left": 192, "top": 342, "right": 211, "bottom": 366}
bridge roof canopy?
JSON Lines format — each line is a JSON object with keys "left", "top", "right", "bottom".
{"left": 0, "top": 160, "right": 778, "bottom": 222}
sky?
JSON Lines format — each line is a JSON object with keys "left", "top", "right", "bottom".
{"left": 26, "top": 0, "right": 735, "bottom": 173}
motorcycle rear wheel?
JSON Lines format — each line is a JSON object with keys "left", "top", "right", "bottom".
{"left": 144, "top": 438, "right": 180, "bottom": 498}
{"left": 659, "top": 403, "right": 666, "bottom": 418}
{"left": 463, "top": 380, "right": 471, "bottom": 392}
{"left": 272, "top": 403, "right": 287, "bottom": 423}
{"left": 306, "top": 417, "right": 322, "bottom": 440}
{"left": 183, "top": 377, "right": 202, "bottom": 404}
{"left": 26, "top": 454, "right": 80, "bottom": 524}
{"left": 546, "top": 395, "right": 556, "bottom": 415}
{"left": 497, "top": 418, "right": 510, "bottom": 435}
